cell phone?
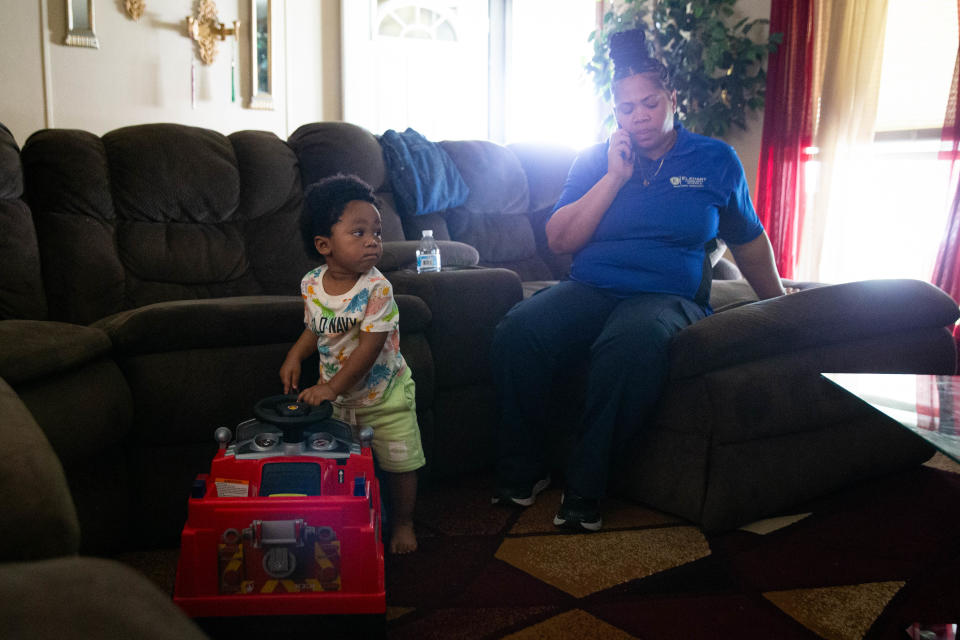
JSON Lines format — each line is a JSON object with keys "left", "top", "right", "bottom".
{"left": 617, "top": 124, "right": 633, "bottom": 162}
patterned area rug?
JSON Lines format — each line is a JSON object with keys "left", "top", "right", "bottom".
{"left": 119, "top": 455, "right": 960, "bottom": 639}
{"left": 383, "top": 454, "right": 960, "bottom": 640}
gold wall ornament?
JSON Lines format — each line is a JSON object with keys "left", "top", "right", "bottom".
{"left": 124, "top": 0, "right": 146, "bottom": 21}
{"left": 186, "top": 0, "right": 239, "bottom": 65}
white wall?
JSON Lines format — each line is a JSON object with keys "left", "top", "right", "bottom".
{"left": 0, "top": 3, "right": 48, "bottom": 145}
{"left": 0, "top": 0, "right": 342, "bottom": 147}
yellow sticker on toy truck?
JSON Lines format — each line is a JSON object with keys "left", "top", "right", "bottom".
{"left": 214, "top": 478, "right": 249, "bottom": 497}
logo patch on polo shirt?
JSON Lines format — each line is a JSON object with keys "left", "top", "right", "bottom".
{"left": 670, "top": 176, "right": 707, "bottom": 188}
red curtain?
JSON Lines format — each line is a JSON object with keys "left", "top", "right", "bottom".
{"left": 754, "top": 0, "right": 815, "bottom": 279}
{"left": 931, "top": 0, "right": 960, "bottom": 303}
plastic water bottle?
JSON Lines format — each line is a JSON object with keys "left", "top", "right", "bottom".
{"left": 416, "top": 229, "right": 441, "bottom": 274}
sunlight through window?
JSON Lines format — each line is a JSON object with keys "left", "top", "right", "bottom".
{"left": 815, "top": 0, "right": 958, "bottom": 284}
{"left": 343, "top": 1, "right": 600, "bottom": 148}
{"left": 502, "top": 0, "right": 601, "bottom": 149}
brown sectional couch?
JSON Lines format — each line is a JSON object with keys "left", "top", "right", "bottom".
{"left": 1, "top": 119, "right": 959, "bottom": 638}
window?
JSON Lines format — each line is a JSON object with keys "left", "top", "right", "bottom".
{"left": 814, "top": 0, "right": 958, "bottom": 284}
{"left": 342, "top": 0, "right": 601, "bottom": 147}
{"left": 496, "top": 0, "right": 600, "bottom": 148}
{"left": 342, "top": 1, "right": 490, "bottom": 142}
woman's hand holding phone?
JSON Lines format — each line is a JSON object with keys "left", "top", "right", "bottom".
{"left": 608, "top": 128, "right": 635, "bottom": 182}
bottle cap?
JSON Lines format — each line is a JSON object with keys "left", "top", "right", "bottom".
{"left": 422, "top": 229, "right": 433, "bottom": 237}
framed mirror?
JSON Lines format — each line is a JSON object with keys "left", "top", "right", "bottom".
{"left": 249, "top": 0, "right": 273, "bottom": 109}
{"left": 65, "top": 0, "right": 99, "bottom": 48}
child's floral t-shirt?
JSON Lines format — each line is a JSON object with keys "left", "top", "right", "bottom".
{"left": 301, "top": 265, "right": 406, "bottom": 407}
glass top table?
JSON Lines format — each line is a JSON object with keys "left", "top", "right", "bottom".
{"left": 823, "top": 373, "right": 960, "bottom": 464}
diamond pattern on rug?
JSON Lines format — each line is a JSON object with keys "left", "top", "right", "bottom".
{"left": 763, "top": 581, "right": 905, "bottom": 640}
{"left": 386, "top": 606, "right": 415, "bottom": 621}
{"left": 923, "top": 452, "right": 960, "bottom": 474}
{"left": 589, "top": 592, "right": 819, "bottom": 639}
{"left": 738, "top": 513, "right": 812, "bottom": 535}
{"left": 495, "top": 526, "right": 710, "bottom": 598}
{"left": 502, "top": 609, "right": 637, "bottom": 640}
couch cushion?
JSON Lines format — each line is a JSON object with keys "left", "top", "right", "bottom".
{"left": 105, "top": 124, "right": 238, "bottom": 223}
{"left": 0, "top": 319, "right": 112, "bottom": 384}
{"left": 0, "top": 123, "right": 23, "bottom": 200}
{"left": 0, "top": 199, "right": 47, "bottom": 320}
{"left": 444, "top": 210, "right": 539, "bottom": 263}
{"left": 708, "top": 278, "right": 758, "bottom": 311}
{"left": 395, "top": 293, "right": 431, "bottom": 333}
{"left": 287, "top": 122, "right": 410, "bottom": 243}
{"left": 229, "top": 129, "right": 303, "bottom": 221}
{"left": 441, "top": 140, "right": 530, "bottom": 216}
{"left": 439, "top": 140, "right": 540, "bottom": 269}
{"left": 22, "top": 128, "right": 115, "bottom": 220}
{"left": 0, "top": 124, "right": 48, "bottom": 321}
{"left": 507, "top": 142, "right": 577, "bottom": 213}
{"left": 0, "top": 557, "right": 209, "bottom": 639}
{"left": 117, "top": 221, "right": 249, "bottom": 284}
{"left": 228, "top": 130, "right": 320, "bottom": 292}
{"left": 288, "top": 122, "right": 387, "bottom": 190}
{"left": 0, "top": 377, "right": 81, "bottom": 560}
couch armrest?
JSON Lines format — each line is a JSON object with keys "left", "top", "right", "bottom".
{"left": 378, "top": 240, "right": 480, "bottom": 272}
{"left": 0, "top": 377, "right": 80, "bottom": 561}
{"left": 671, "top": 279, "right": 960, "bottom": 379}
{"left": 92, "top": 296, "right": 306, "bottom": 355}
{"left": 387, "top": 268, "right": 523, "bottom": 387}
{"left": 0, "top": 557, "right": 209, "bottom": 639}
{"left": 0, "top": 319, "right": 112, "bottom": 385}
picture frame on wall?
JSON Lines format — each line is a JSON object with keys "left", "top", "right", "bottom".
{"left": 65, "top": 0, "right": 100, "bottom": 49}
{"left": 249, "top": 0, "right": 273, "bottom": 109}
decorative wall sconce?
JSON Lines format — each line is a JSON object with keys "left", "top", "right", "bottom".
{"left": 186, "top": 0, "right": 239, "bottom": 65}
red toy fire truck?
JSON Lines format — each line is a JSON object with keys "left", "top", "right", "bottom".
{"left": 173, "top": 395, "right": 385, "bottom": 621}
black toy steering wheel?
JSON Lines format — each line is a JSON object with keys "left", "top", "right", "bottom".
{"left": 253, "top": 395, "right": 333, "bottom": 443}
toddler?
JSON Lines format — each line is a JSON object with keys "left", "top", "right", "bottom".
{"left": 280, "top": 174, "right": 424, "bottom": 554}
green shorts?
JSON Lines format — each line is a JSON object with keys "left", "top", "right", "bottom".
{"left": 333, "top": 367, "right": 425, "bottom": 473}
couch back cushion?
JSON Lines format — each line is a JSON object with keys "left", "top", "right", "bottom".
{"left": 21, "top": 124, "right": 314, "bottom": 324}
{"left": 440, "top": 140, "right": 532, "bottom": 261}
{"left": 0, "top": 123, "right": 47, "bottom": 320}
{"left": 287, "top": 122, "right": 406, "bottom": 243}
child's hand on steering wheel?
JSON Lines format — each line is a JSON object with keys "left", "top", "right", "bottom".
{"left": 298, "top": 383, "right": 338, "bottom": 406}
{"left": 279, "top": 356, "right": 301, "bottom": 394}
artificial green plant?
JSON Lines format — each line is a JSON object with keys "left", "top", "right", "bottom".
{"left": 587, "top": 0, "right": 782, "bottom": 138}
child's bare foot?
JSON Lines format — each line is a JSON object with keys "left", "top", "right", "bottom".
{"left": 389, "top": 522, "right": 417, "bottom": 554}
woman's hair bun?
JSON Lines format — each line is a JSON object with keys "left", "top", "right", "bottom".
{"left": 608, "top": 27, "right": 670, "bottom": 86}
{"left": 609, "top": 28, "right": 650, "bottom": 67}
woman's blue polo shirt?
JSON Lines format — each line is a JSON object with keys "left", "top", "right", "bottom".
{"left": 552, "top": 123, "right": 764, "bottom": 303}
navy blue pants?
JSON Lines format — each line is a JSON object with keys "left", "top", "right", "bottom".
{"left": 491, "top": 280, "right": 707, "bottom": 499}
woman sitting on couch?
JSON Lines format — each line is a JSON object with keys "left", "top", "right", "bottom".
{"left": 491, "top": 28, "right": 789, "bottom": 531}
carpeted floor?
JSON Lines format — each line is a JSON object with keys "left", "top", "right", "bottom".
{"left": 120, "top": 454, "right": 960, "bottom": 640}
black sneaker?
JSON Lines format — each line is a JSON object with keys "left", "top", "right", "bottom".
{"left": 553, "top": 491, "right": 602, "bottom": 531}
{"left": 491, "top": 476, "right": 550, "bottom": 507}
